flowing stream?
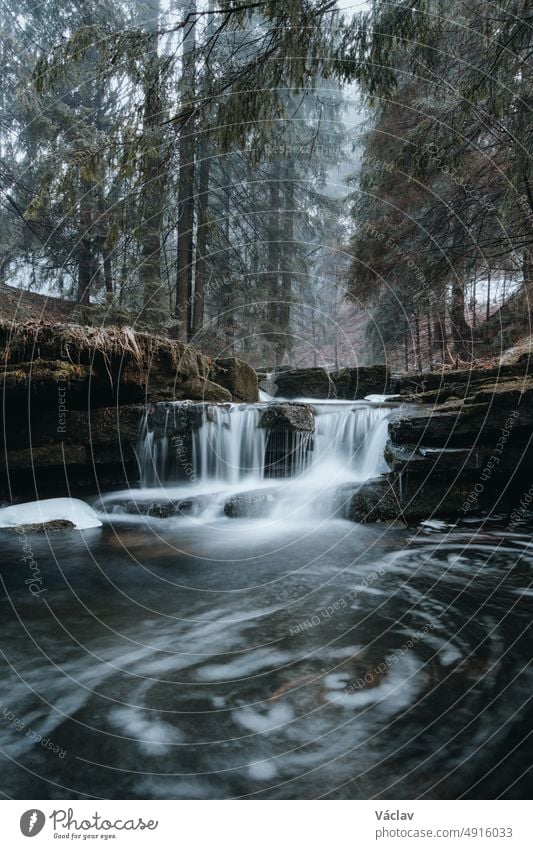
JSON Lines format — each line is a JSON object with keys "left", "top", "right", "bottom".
{"left": 0, "top": 400, "right": 531, "bottom": 799}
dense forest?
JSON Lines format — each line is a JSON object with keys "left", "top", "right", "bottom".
{"left": 0, "top": 0, "right": 531, "bottom": 370}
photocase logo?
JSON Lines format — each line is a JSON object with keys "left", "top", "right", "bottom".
{"left": 20, "top": 810, "right": 46, "bottom": 837}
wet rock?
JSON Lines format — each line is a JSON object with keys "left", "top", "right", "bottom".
{"left": 332, "top": 365, "right": 391, "bottom": 400}
{"left": 389, "top": 397, "right": 533, "bottom": 447}
{"left": 69, "top": 406, "right": 144, "bottom": 446}
{"left": 145, "top": 401, "right": 204, "bottom": 437}
{"left": 3, "top": 519, "right": 76, "bottom": 533}
{"left": 1, "top": 405, "right": 144, "bottom": 452}
{"left": 1, "top": 360, "right": 94, "bottom": 410}
{"left": 209, "top": 357, "right": 258, "bottom": 403}
{"left": 223, "top": 488, "right": 278, "bottom": 517}
{"left": 384, "top": 441, "right": 481, "bottom": 475}
{"left": 0, "top": 444, "right": 87, "bottom": 470}
{"left": 259, "top": 403, "right": 315, "bottom": 433}
{"left": 173, "top": 377, "right": 232, "bottom": 403}
{"left": 393, "top": 359, "right": 532, "bottom": 400}
{"left": 275, "top": 368, "right": 335, "bottom": 399}
{"left": 121, "top": 495, "right": 214, "bottom": 518}
{"left": 343, "top": 475, "right": 477, "bottom": 524}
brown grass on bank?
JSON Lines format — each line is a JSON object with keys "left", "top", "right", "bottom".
{"left": 0, "top": 320, "right": 202, "bottom": 384}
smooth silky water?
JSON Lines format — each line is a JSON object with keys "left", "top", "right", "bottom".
{"left": 0, "top": 401, "right": 531, "bottom": 799}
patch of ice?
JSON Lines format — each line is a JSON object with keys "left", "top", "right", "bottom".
{"left": 0, "top": 497, "right": 102, "bottom": 530}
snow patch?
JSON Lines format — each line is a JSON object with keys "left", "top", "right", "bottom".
{"left": 0, "top": 497, "right": 102, "bottom": 530}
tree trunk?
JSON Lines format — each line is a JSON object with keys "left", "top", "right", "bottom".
{"left": 221, "top": 189, "right": 234, "bottom": 353}
{"left": 175, "top": 1, "right": 196, "bottom": 340}
{"left": 523, "top": 250, "right": 533, "bottom": 322}
{"left": 0, "top": 256, "right": 9, "bottom": 286}
{"left": 139, "top": 0, "right": 166, "bottom": 323}
{"left": 426, "top": 312, "right": 433, "bottom": 366}
{"left": 432, "top": 288, "right": 448, "bottom": 362}
{"left": 103, "top": 248, "right": 113, "bottom": 297}
{"left": 191, "top": 138, "right": 210, "bottom": 340}
{"left": 450, "top": 281, "right": 473, "bottom": 360}
{"left": 414, "top": 312, "right": 422, "bottom": 371}
{"left": 78, "top": 176, "right": 93, "bottom": 305}
{"left": 266, "top": 165, "right": 280, "bottom": 364}
{"left": 275, "top": 173, "right": 294, "bottom": 365}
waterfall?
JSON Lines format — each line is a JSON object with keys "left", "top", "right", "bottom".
{"left": 192, "top": 405, "right": 266, "bottom": 484}
{"left": 313, "top": 403, "right": 390, "bottom": 479}
{"left": 137, "top": 401, "right": 392, "bottom": 488}
{"left": 138, "top": 408, "right": 170, "bottom": 487}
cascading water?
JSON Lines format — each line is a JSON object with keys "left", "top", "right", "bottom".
{"left": 137, "top": 400, "right": 392, "bottom": 490}
{"left": 313, "top": 402, "right": 390, "bottom": 479}
{"left": 138, "top": 408, "right": 170, "bottom": 488}
{"left": 192, "top": 405, "right": 266, "bottom": 484}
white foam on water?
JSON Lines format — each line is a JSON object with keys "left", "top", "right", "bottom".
{"left": 247, "top": 759, "right": 279, "bottom": 781}
{"left": 234, "top": 702, "right": 294, "bottom": 733}
{"left": 196, "top": 648, "right": 292, "bottom": 682}
{"left": 108, "top": 706, "right": 184, "bottom": 755}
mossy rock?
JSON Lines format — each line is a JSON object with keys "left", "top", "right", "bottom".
{"left": 1, "top": 359, "right": 92, "bottom": 388}
{"left": 209, "top": 357, "right": 258, "bottom": 402}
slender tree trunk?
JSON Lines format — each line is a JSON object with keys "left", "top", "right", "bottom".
{"left": 432, "top": 288, "right": 448, "bottom": 362}
{"left": 426, "top": 312, "right": 433, "bottom": 366}
{"left": 78, "top": 175, "right": 93, "bottom": 305}
{"left": 175, "top": 1, "right": 196, "bottom": 340}
{"left": 275, "top": 173, "right": 294, "bottom": 365}
{"left": 95, "top": 184, "right": 113, "bottom": 298}
{"left": 486, "top": 269, "right": 491, "bottom": 322}
{"left": 139, "top": 0, "right": 167, "bottom": 323}
{"left": 414, "top": 312, "right": 422, "bottom": 371}
{"left": 103, "top": 248, "right": 113, "bottom": 297}
{"left": 190, "top": 0, "right": 214, "bottom": 341}
{"left": 266, "top": 165, "right": 280, "bottom": 364}
{"left": 191, "top": 139, "right": 210, "bottom": 340}
{"left": 0, "top": 256, "right": 9, "bottom": 286}
{"left": 523, "top": 250, "right": 533, "bottom": 322}
{"left": 404, "top": 334, "right": 409, "bottom": 371}
{"left": 450, "top": 281, "right": 472, "bottom": 360}
{"left": 221, "top": 189, "right": 234, "bottom": 353}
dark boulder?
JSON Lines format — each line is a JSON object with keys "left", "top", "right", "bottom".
{"left": 260, "top": 403, "right": 315, "bottom": 433}
{"left": 2, "top": 519, "right": 76, "bottom": 533}
{"left": 174, "top": 377, "right": 232, "bottom": 403}
{"left": 343, "top": 474, "right": 480, "bottom": 524}
{"left": 224, "top": 488, "right": 278, "bottom": 518}
{"left": 332, "top": 365, "right": 391, "bottom": 400}
{"left": 209, "top": 357, "right": 258, "bottom": 402}
{"left": 275, "top": 368, "right": 334, "bottom": 399}
{"left": 384, "top": 441, "right": 481, "bottom": 476}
